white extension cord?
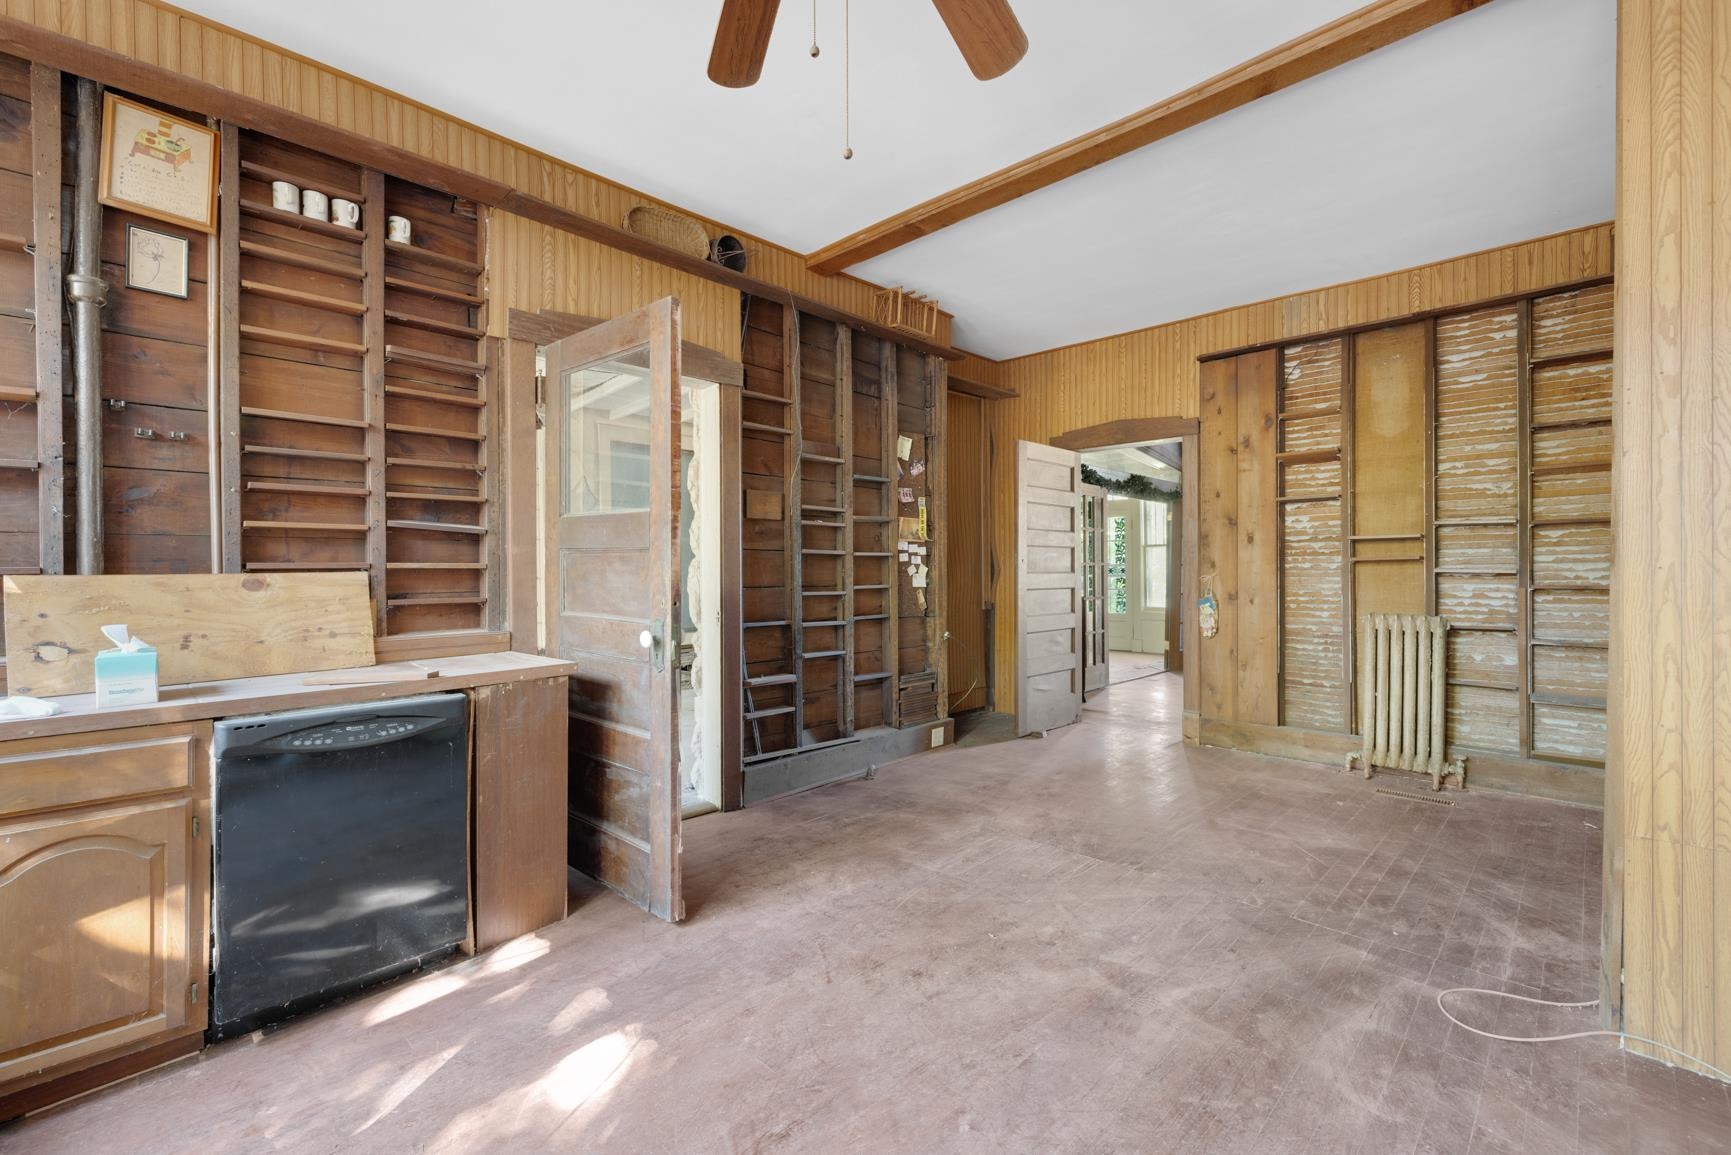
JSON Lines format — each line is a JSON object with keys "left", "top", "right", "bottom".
{"left": 1436, "top": 987, "right": 1731, "bottom": 1082}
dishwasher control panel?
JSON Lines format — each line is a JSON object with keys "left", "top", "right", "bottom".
{"left": 282, "top": 720, "right": 425, "bottom": 749}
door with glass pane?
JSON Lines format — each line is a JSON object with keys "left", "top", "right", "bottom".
{"left": 544, "top": 299, "right": 684, "bottom": 923}
{"left": 1080, "top": 485, "right": 1109, "bottom": 696}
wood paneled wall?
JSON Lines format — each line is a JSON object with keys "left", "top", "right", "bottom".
{"left": 1607, "top": 0, "right": 1729, "bottom": 1082}
{"left": 488, "top": 211, "right": 741, "bottom": 361}
{"left": 0, "top": 0, "right": 944, "bottom": 344}
{"left": 945, "top": 391, "right": 990, "bottom": 713}
{"left": 981, "top": 223, "right": 1616, "bottom": 712}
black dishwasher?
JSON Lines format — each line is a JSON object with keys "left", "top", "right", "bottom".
{"left": 210, "top": 693, "right": 469, "bottom": 1040}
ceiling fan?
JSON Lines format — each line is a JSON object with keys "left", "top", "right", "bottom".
{"left": 708, "top": 0, "right": 1028, "bottom": 88}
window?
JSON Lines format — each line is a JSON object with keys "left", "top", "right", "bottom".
{"left": 1142, "top": 501, "right": 1169, "bottom": 610}
{"left": 1107, "top": 515, "right": 1129, "bottom": 615}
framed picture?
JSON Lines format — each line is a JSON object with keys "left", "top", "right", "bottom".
{"left": 124, "top": 225, "right": 190, "bottom": 299}
{"left": 98, "top": 93, "right": 219, "bottom": 234}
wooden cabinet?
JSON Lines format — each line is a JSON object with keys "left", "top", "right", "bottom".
{"left": 0, "top": 722, "right": 211, "bottom": 1117}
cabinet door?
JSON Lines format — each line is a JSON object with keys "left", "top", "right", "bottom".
{"left": 0, "top": 795, "right": 201, "bottom": 1084}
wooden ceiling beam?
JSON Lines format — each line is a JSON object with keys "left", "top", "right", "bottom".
{"left": 805, "top": 0, "right": 1496, "bottom": 275}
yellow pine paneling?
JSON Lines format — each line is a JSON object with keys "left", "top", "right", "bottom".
{"left": 980, "top": 223, "right": 1615, "bottom": 716}
{"left": 1609, "top": 0, "right": 1731, "bottom": 1082}
{"left": 944, "top": 392, "right": 990, "bottom": 713}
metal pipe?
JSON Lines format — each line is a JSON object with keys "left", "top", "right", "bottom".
{"left": 68, "top": 77, "right": 106, "bottom": 574}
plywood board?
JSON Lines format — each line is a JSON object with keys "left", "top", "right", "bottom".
{"left": 3, "top": 573, "right": 375, "bottom": 697}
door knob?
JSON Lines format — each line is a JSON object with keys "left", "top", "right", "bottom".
{"left": 640, "top": 619, "right": 666, "bottom": 673}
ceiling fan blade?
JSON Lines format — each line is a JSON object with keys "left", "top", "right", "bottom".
{"left": 708, "top": 0, "right": 782, "bottom": 88}
{"left": 931, "top": 0, "right": 1028, "bottom": 81}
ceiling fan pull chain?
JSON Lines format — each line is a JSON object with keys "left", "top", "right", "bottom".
{"left": 842, "top": 0, "right": 854, "bottom": 159}
{"left": 810, "top": 0, "right": 820, "bottom": 57}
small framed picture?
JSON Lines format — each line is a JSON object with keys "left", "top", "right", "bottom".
{"left": 98, "top": 92, "right": 219, "bottom": 233}
{"left": 125, "top": 225, "right": 190, "bottom": 299}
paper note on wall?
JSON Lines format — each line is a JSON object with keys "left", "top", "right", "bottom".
{"left": 896, "top": 435, "right": 913, "bottom": 460}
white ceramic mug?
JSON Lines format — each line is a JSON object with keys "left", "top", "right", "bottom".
{"left": 300, "top": 189, "right": 330, "bottom": 222}
{"left": 329, "top": 199, "right": 360, "bottom": 230}
{"left": 386, "top": 215, "right": 412, "bottom": 244}
{"left": 271, "top": 181, "right": 300, "bottom": 212}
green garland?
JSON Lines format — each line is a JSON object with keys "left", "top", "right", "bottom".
{"left": 1081, "top": 463, "right": 1180, "bottom": 503}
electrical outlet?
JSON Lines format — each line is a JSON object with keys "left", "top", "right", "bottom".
{"left": 930, "top": 727, "right": 944, "bottom": 749}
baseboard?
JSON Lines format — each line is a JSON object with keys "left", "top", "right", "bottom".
{"left": 1196, "top": 718, "right": 1604, "bottom": 808}
{"left": 742, "top": 719, "right": 953, "bottom": 806}
{"left": 0, "top": 1029, "right": 203, "bottom": 1123}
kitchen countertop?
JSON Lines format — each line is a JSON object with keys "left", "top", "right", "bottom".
{"left": 0, "top": 651, "right": 575, "bottom": 742}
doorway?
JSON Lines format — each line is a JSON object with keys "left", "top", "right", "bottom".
{"left": 1080, "top": 441, "right": 1181, "bottom": 685}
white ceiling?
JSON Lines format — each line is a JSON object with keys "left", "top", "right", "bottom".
{"left": 176, "top": 0, "right": 1615, "bottom": 360}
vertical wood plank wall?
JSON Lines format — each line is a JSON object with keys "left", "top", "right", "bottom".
{"left": 978, "top": 223, "right": 1616, "bottom": 717}
{"left": 1607, "top": 0, "right": 1729, "bottom": 1081}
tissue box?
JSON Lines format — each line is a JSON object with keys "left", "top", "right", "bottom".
{"left": 95, "top": 641, "right": 159, "bottom": 708}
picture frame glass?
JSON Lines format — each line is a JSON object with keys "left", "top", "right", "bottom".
{"left": 100, "top": 94, "right": 219, "bottom": 233}
{"left": 124, "top": 225, "right": 191, "bottom": 299}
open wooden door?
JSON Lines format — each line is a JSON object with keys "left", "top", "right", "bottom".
{"left": 544, "top": 298, "right": 684, "bottom": 922}
{"left": 1016, "top": 441, "right": 1085, "bottom": 735}
{"left": 1080, "top": 484, "right": 1109, "bottom": 696}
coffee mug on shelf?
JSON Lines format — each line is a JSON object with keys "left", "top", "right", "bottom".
{"left": 330, "top": 199, "right": 361, "bottom": 230}
{"left": 300, "top": 189, "right": 330, "bottom": 221}
{"left": 386, "top": 215, "right": 412, "bottom": 244}
{"left": 271, "top": 181, "right": 300, "bottom": 212}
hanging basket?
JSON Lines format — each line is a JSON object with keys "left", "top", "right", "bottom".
{"left": 622, "top": 204, "right": 711, "bottom": 260}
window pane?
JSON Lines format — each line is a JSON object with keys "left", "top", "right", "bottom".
{"left": 563, "top": 352, "right": 653, "bottom": 515}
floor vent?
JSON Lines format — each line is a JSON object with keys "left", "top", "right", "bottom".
{"left": 1374, "top": 788, "right": 1455, "bottom": 807}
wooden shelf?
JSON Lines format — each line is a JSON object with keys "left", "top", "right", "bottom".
{"left": 1530, "top": 515, "right": 1612, "bottom": 528}
{"left": 386, "top": 344, "right": 485, "bottom": 376}
{"left": 854, "top": 613, "right": 889, "bottom": 622}
{"left": 1435, "top": 517, "right": 1517, "bottom": 526}
{"left": 1530, "top": 461, "right": 1612, "bottom": 479}
{"left": 1531, "top": 415, "right": 1613, "bottom": 432}
{"left": 802, "top": 650, "right": 846, "bottom": 659}
{"left": 0, "top": 385, "right": 38, "bottom": 403}
{"left": 854, "top": 584, "right": 889, "bottom": 591}
{"left": 245, "top": 480, "right": 368, "bottom": 497}
{"left": 852, "top": 474, "right": 889, "bottom": 483}
{"left": 743, "top": 421, "right": 792, "bottom": 435}
{"left": 803, "top": 519, "right": 845, "bottom": 528}
{"left": 387, "top": 594, "right": 488, "bottom": 607}
{"left": 1277, "top": 492, "right": 1340, "bottom": 504}
{"left": 854, "top": 672, "right": 891, "bottom": 683}
{"left": 385, "top": 384, "right": 484, "bottom": 408}
{"left": 1529, "top": 348, "right": 1611, "bottom": 370}
{"left": 241, "top": 406, "right": 369, "bottom": 429}
{"left": 239, "top": 159, "right": 364, "bottom": 202}
{"left": 744, "top": 620, "right": 790, "bottom": 629}
{"left": 387, "top": 562, "right": 486, "bottom": 570}
{"left": 239, "top": 239, "right": 364, "bottom": 280}
{"left": 385, "top": 239, "right": 482, "bottom": 275}
{"left": 800, "top": 590, "right": 845, "bottom": 598}
{"left": 386, "top": 309, "right": 484, "bottom": 340}
{"left": 1531, "top": 637, "right": 1610, "bottom": 650}
{"left": 1278, "top": 403, "right": 1342, "bottom": 421}
{"left": 746, "top": 674, "right": 798, "bottom": 688}
{"left": 387, "top": 490, "right": 485, "bottom": 504}
{"left": 1349, "top": 533, "right": 1423, "bottom": 543}
{"left": 387, "top": 456, "right": 484, "bottom": 472}
{"left": 856, "top": 551, "right": 893, "bottom": 558}
{"left": 241, "top": 520, "right": 367, "bottom": 533}
{"left": 243, "top": 561, "right": 370, "bottom": 571}
{"left": 801, "top": 452, "right": 844, "bottom": 464}
{"left": 241, "top": 279, "right": 366, "bottom": 315}
{"left": 243, "top": 443, "right": 368, "bottom": 464}
{"left": 803, "top": 619, "right": 845, "bottom": 628}
{"left": 802, "top": 504, "right": 843, "bottom": 514}
{"left": 240, "top": 200, "right": 366, "bottom": 242}
{"left": 385, "top": 275, "right": 483, "bottom": 305}
{"left": 1432, "top": 567, "right": 1517, "bottom": 576}
{"left": 1448, "top": 677, "right": 1517, "bottom": 692}
{"left": 800, "top": 548, "right": 845, "bottom": 556}
{"left": 386, "top": 422, "right": 486, "bottom": 443}
{"left": 242, "top": 406, "right": 368, "bottom": 429}
{"left": 240, "top": 324, "right": 366, "bottom": 356}
{"left": 855, "top": 516, "right": 894, "bottom": 523}
{"left": 387, "top": 519, "right": 486, "bottom": 536}
{"left": 742, "top": 390, "right": 792, "bottom": 405}
{"left": 746, "top": 706, "right": 797, "bottom": 720}
{"left": 1529, "top": 691, "right": 1607, "bottom": 710}
{"left": 0, "top": 457, "right": 41, "bottom": 470}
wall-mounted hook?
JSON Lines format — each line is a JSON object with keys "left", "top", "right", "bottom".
{"left": 107, "top": 398, "right": 127, "bottom": 411}
{"left": 133, "top": 427, "right": 156, "bottom": 439}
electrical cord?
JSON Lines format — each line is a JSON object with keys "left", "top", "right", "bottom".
{"left": 1436, "top": 988, "right": 1731, "bottom": 1082}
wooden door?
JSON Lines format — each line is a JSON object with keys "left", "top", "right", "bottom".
{"left": 1080, "top": 485, "right": 1109, "bottom": 696}
{"left": 545, "top": 299, "right": 684, "bottom": 923}
{"left": 1016, "top": 441, "right": 1085, "bottom": 735}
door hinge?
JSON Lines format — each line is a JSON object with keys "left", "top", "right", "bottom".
{"left": 189, "top": 982, "right": 199, "bottom": 1004}
{"left": 191, "top": 815, "right": 200, "bottom": 839}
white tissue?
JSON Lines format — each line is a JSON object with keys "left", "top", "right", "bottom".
{"left": 101, "top": 624, "right": 147, "bottom": 652}
{"left": 0, "top": 695, "right": 62, "bottom": 718}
